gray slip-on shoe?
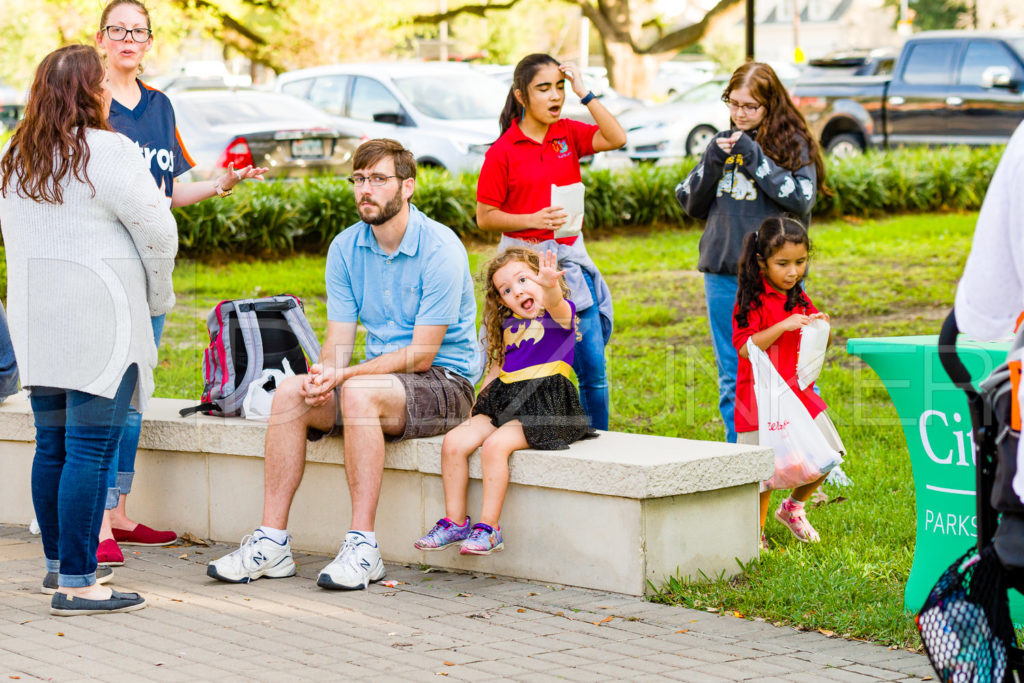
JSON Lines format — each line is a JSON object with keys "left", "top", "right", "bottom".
{"left": 42, "top": 567, "right": 113, "bottom": 595}
{"left": 50, "top": 589, "right": 146, "bottom": 616}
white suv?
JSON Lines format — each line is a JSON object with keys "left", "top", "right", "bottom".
{"left": 275, "top": 62, "right": 506, "bottom": 174}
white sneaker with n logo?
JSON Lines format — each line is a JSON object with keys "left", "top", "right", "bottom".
{"left": 207, "top": 531, "right": 296, "bottom": 583}
{"left": 317, "top": 531, "right": 385, "bottom": 590}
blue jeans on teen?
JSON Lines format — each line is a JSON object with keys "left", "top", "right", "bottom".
{"left": 572, "top": 269, "right": 610, "bottom": 430}
{"left": 105, "top": 315, "right": 164, "bottom": 509}
{"left": 31, "top": 365, "right": 138, "bottom": 587}
{"left": 0, "top": 300, "right": 19, "bottom": 403}
{"left": 704, "top": 273, "right": 739, "bottom": 443}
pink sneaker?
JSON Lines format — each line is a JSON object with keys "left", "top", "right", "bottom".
{"left": 774, "top": 500, "right": 820, "bottom": 543}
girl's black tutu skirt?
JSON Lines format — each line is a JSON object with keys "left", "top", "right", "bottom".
{"left": 472, "top": 375, "right": 598, "bottom": 450}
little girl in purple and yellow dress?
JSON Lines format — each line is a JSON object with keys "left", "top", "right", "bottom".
{"left": 414, "top": 247, "right": 596, "bottom": 555}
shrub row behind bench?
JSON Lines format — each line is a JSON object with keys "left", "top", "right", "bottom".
{"left": 169, "top": 146, "right": 1002, "bottom": 257}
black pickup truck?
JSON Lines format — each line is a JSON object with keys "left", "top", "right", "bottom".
{"left": 791, "top": 31, "right": 1024, "bottom": 156}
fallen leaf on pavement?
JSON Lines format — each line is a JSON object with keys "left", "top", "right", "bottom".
{"left": 675, "top": 629, "right": 689, "bottom": 634}
{"left": 733, "top": 611, "right": 743, "bottom": 618}
{"left": 528, "top": 592, "right": 538, "bottom": 596}
{"left": 11, "top": 675, "right": 21, "bottom": 679}
{"left": 177, "top": 553, "right": 188, "bottom": 560}
{"left": 457, "top": 592, "right": 472, "bottom": 597}
{"left": 443, "top": 661, "right": 455, "bottom": 666}
{"left": 818, "top": 629, "right": 836, "bottom": 637}
{"left": 56, "top": 633, "right": 64, "bottom": 637}
{"left": 593, "top": 616, "right": 613, "bottom": 626}
{"left": 517, "top": 608, "right": 526, "bottom": 613}
{"left": 435, "top": 673, "right": 448, "bottom": 677}
{"left": 179, "top": 532, "right": 210, "bottom": 546}
{"left": 171, "top": 598, "right": 183, "bottom": 603}
{"left": 555, "top": 612, "right": 564, "bottom": 617}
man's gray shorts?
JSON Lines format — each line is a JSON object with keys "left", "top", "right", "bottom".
{"left": 307, "top": 366, "right": 474, "bottom": 442}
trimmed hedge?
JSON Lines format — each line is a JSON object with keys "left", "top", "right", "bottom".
{"left": 163, "top": 145, "right": 1002, "bottom": 256}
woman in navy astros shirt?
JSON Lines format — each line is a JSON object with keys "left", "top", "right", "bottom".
{"left": 92, "top": 0, "right": 267, "bottom": 564}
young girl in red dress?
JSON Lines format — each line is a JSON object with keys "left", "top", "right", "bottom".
{"left": 732, "top": 216, "right": 846, "bottom": 548}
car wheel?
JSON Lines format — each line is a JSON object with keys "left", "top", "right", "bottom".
{"left": 685, "top": 125, "right": 717, "bottom": 157}
{"left": 825, "top": 133, "right": 864, "bottom": 158}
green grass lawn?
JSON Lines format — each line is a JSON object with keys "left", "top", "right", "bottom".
{"left": 149, "top": 211, "right": 976, "bottom": 648}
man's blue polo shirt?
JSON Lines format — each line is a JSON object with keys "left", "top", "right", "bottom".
{"left": 326, "top": 204, "right": 481, "bottom": 382}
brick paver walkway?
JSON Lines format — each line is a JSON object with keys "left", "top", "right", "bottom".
{"left": 0, "top": 525, "right": 933, "bottom": 681}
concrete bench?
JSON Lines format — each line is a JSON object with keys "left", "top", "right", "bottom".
{"left": 0, "top": 393, "right": 774, "bottom": 596}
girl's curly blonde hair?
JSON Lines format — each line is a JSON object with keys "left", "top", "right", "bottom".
{"left": 481, "top": 247, "right": 570, "bottom": 373}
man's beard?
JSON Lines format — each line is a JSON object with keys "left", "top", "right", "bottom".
{"left": 358, "top": 191, "right": 404, "bottom": 226}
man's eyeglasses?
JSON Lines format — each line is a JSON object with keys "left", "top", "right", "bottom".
{"left": 722, "top": 96, "right": 763, "bottom": 115}
{"left": 102, "top": 25, "right": 153, "bottom": 42}
{"left": 347, "top": 174, "right": 399, "bottom": 187}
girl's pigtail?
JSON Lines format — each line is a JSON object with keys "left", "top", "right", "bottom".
{"left": 498, "top": 87, "right": 519, "bottom": 137}
{"left": 734, "top": 229, "right": 765, "bottom": 329}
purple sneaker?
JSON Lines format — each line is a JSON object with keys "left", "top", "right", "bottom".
{"left": 459, "top": 523, "right": 504, "bottom": 556}
{"left": 414, "top": 517, "right": 471, "bottom": 551}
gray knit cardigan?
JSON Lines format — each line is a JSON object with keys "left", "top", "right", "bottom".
{"left": 0, "top": 128, "right": 177, "bottom": 409}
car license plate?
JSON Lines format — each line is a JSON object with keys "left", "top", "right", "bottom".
{"left": 291, "top": 138, "right": 328, "bottom": 159}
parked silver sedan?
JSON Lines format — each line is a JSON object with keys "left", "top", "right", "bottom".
{"left": 617, "top": 79, "right": 730, "bottom": 161}
{"left": 170, "top": 89, "right": 360, "bottom": 180}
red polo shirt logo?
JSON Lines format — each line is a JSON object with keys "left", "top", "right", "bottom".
{"left": 550, "top": 138, "right": 571, "bottom": 158}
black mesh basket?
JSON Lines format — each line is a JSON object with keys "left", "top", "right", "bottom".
{"left": 917, "top": 546, "right": 1014, "bottom": 682}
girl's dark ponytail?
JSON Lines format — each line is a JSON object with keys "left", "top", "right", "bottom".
{"left": 497, "top": 53, "right": 561, "bottom": 137}
{"left": 735, "top": 230, "right": 766, "bottom": 329}
{"left": 734, "top": 215, "right": 812, "bottom": 329}
{"left": 498, "top": 88, "right": 520, "bottom": 136}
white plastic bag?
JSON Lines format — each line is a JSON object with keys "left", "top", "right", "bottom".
{"left": 797, "top": 318, "right": 830, "bottom": 390}
{"left": 241, "top": 358, "right": 294, "bottom": 421}
{"left": 747, "top": 339, "right": 843, "bottom": 490}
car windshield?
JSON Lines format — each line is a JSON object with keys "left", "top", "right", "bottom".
{"left": 1010, "top": 39, "right": 1024, "bottom": 62}
{"left": 393, "top": 74, "right": 506, "bottom": 120}
{"left": 671, "top": 80, "right": 725, "bottom": 104}
{"left": 178, "top": 93, "right": 321, "bottom": 127}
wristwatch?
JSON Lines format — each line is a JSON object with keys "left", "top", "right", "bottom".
{"left": 215, "top": 182, "right": 233, "bottom": 198}
{"left": 580, "top": 91, "right": 596, "bottom": 106}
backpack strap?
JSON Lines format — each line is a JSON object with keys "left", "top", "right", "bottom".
{"left": 179, "top": 402, "right": 219, "bottom": 418}
{"left": 282, "top": 304, "right": 321, "bottom": 366}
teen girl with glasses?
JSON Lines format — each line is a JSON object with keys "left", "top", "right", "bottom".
{"left": 675, "top": 62, "right": 827, "bottom": 443}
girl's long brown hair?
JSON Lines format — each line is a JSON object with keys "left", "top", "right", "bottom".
{"left": 0, "top": 45, "right": 111, "bottom": 203}
{"left": 724, "top": 62, "right": 827, "bottom": 196}
{"left": 482, "top": 247, "right": 570, "bottom": 372}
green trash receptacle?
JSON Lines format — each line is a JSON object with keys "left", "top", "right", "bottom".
{"left": 847, "top": 334, "right": 1020, "bottom": 618}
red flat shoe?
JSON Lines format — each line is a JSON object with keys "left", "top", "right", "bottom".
{"left": 112, "top": 523, "right": 178, "bottom": 547}
{"left": 97, "top": 538, "right": 124, "bottom": 567}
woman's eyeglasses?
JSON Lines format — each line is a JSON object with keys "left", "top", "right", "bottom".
{"left": 102, "top": 26, "right": 153, "bottom": 42}
{"left": 722, "top": 96, "right": 763, "bottom": 115}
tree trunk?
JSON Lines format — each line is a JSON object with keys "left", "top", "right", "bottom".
{"left": 601, "top": 39, "right": 667, "bottom": 99}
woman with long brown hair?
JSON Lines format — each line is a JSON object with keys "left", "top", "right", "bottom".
{"left": 0, "top": 44, "right": 176, "bottom": 615}
{"left": 675, "top": 62, "right": 826, "bottom": 443}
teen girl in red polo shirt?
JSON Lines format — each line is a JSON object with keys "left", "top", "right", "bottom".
{"left": 476, "top": 53, "right": 626, "bottom": 430}
{"left": 732, "top": 216, "right": 846, "bottom": 548}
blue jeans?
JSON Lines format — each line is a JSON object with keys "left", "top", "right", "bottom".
{"left": 571, "top": 270, "right": 610, "bottom": 430}
{"left": 0, "top": 300, "right": 19, "bottom": 402}
{"left": 704, "top": 273, "right": 738, "bottom": 443}
{"left": 106, "top": 314, "right": 164, "bottom": 509}
{"left": 31, "top": 366, "right": 138, "bottom": 586}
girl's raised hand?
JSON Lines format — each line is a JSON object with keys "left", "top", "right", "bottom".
{"left": 527, "top": 249, "right": 566, "bottom": 290}
{"left": 559, "top": 62, "right": 587, "bottom": 99}
{"left": 810, "top": 312, "right": 830, "bottom": 323}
